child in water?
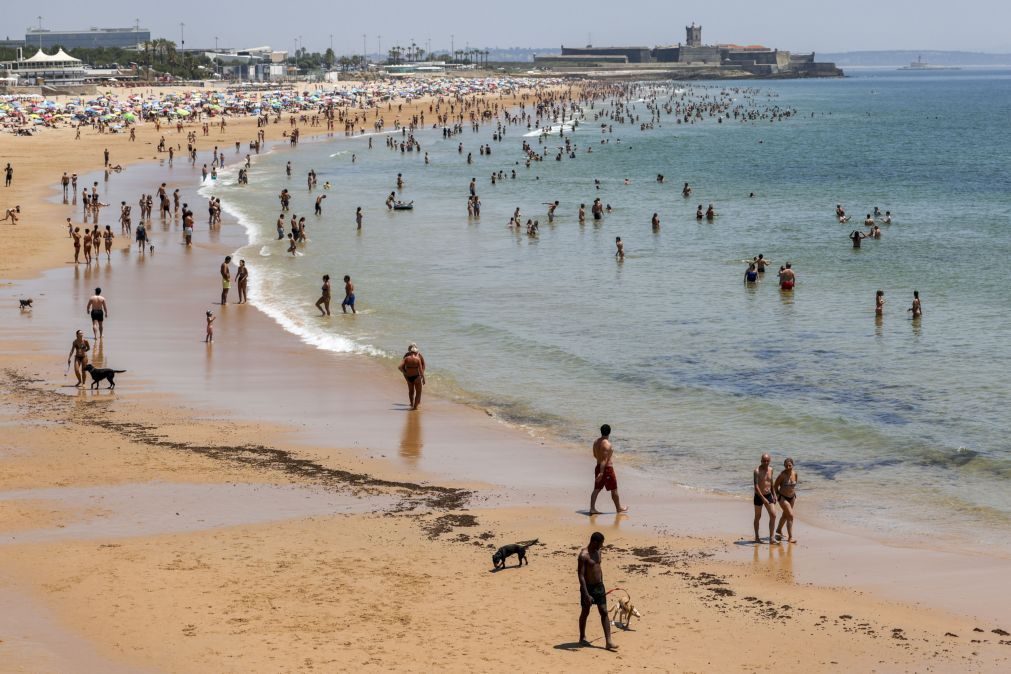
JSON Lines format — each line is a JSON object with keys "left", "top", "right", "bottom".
{"left": 205, "top": 311, "right": 215, "bottom": 343}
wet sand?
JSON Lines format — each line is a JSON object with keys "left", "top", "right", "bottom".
{"left": 1, "top": 88, "right": 1009, "bottom": 672}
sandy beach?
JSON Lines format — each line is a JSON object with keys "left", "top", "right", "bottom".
{"left": 1, "top": 81, "right": 1009, "bottom": 672}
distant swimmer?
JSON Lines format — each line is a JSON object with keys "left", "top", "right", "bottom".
{"left": 589, "top": 424, "right": 627, "bottom": 515}
{"left": 682, "top": 182, "right": 692, "bottom": 197}
{"left": 779, "top": 262, "right": 796, "bottom": 290}
{"left": 615, "top": 237, "right": 624, "bottom": 260}
{"left": 908, "top": 290, "right": 922, "bottom": 318}
{"left": 314, "top": 194, "right": 326, "bottom": 215}
{"left": 386, "top": 192, "right": 396, "bottom": 210}
{"left": 873, "top": 206, "right": 882, "bottom": 217}
{"left": 850, "top": 230, "right": 868, "bottom": 248}
{"left": 744, "top": 263, "right": 758, "bottom": 284}
{"left": 883, "top": 211, "right": 892, "bottom": 224}
{"left": 396, "top": 173, "right": 404, "bottom": 189}
{"left": 875, "top": 289, "right": 885, "bottom": 316}
{"left": 315, "top": 275, "right": 331, "bottom": 316}
{"left": 695, "top": 205, "right": 703, "bottom": 220}
{"left": 398, "top": 343, "right": 426, "bottom": 410}
{"left": 755, "top": 254, "right": 771, "bottom": 273}
{"left": 868, "top": 224, "right": 881, "bottom": 238}
{"left": 651, "top": 212, "right": 660, "bottom": 231}
{"left": 864, "top": 214, "right": 875, "bottom": 227}
{"left": 753, "top": 453, "right": 778, "bottom": 544}
{"left": 341, "top": 275, "right": 356, "bottom": 314}
{"left": 705, "top": 203, "right": 716, "bottom": 221}
{"left": 356, "top": 206, "right": 363, "bottom": 230}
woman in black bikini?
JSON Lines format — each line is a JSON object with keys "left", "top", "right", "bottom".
{"left": 398, "top": 343, "right": 426, "bottom": 410}
{"left": 66, "top": 330, "right": 91, "bottom": 388}
{"left": 774, "top": 458, "right": 799, "bottom": 543}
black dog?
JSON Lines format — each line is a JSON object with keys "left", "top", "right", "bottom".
{"left": 492, "top": 539, "right": 538, "bottom": 569}
{"left": 84, "top": 364, "right": 126, "bottom": 389}
{"left": 18, "top": 298, "right": 33, "bottom": 310}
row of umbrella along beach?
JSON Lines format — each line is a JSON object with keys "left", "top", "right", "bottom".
{"left": 0, "top": 76, "right": 561, "bottom": 128}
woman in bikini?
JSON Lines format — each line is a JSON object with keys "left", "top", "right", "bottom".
{"left": 398, "top": 343, "right": 426, "bottom": 410}
{"left": 103, "top": 226, "right": 114, "bottom": 260}
{"left": 82, "top": 228, "right": 93, "bottom": 265}
{"left": 236, "top": 260, "right": 248, "bottom": 304}
{"left": 66, "top": 330, "right": 91, "bottom": 388}
{"left": 92, "top": 226, "right": 102, "bottom": 258}
{"left": 774, "top": 458, "right": 799, "bottom": 543}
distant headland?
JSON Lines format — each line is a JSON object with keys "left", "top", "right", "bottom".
{"left": 531, "top": 24, "right": 842, "bottom": 79}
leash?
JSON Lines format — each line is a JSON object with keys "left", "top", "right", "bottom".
{"left": 606, "top": 587, "right": 631, "bottom": 600}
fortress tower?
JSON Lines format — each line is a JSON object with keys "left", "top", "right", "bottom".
{"left": 685, "top": 23, "right": 702, "bottom": 47}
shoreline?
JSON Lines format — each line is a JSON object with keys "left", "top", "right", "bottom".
{"left": 1, "top": 83, "right": 1009, "bottom": 671}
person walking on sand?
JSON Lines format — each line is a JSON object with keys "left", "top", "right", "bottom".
{"left": 753, "top": 453, "right": 778, "bottom": 544}
{"left": 236, "top": 260, "right": 248, "bottom": 304}
{"left": 590, "top": 424, "right": 628, "bottom": 515}
{"left": 205, "top": 311, "right": 216, "bottom": 343}
{"left": 220, "top": 256, "right": 232, "bottom": 305}
{"left": 398, "top": 343, "right": 426, "bottom": 410}
{"left": 67, "top": 330, "right": 91, "bottom": 388}
{"left": 774, "top": 458, "right": 799, "bottom": 543}
{"left": 578, "top": 531, "right": 618, "bottom": 651}
{"left": 4, "top": 163, "right": 12, "bottom": 187}
{"left": 86, "top": 288, "right": 108, "bottom": 340}
{"left": 341, "top": 275, "right": 356, "bottom": 314}
{"left": 315, "top": 274, "right": 331, "bottom": 316}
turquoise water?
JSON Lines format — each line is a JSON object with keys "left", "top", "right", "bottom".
{"left": 206, "top": 70, "right": 1011, "bottom": 546}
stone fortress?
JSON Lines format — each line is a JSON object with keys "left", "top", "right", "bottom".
{"left": 534, "top": 24, "right": 842, "bottom": 78}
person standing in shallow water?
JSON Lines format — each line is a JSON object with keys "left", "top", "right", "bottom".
{"left": 754, "top": 453, "right": 778, "bottom": 544}
{"left": 398, "top": 343, "right": 426, "bottom": 410}
{"left": 315, "top": 275, "right": 331, "bottom": 316}
{"left": 774, "top": 458, "right": 799, "bottom": 543}
{"left": 908, "top": 290, "right": 922, "bottom": 318}
{"left": 67, "top": 330, "right": 90, "bottom": 388}
{"left": 236, "top": 260, "right": 248, "bottom": 304}
{"left": 220, "top": 256, "right": 232, "bottom": 305}
{"left": 589, "top": 424, "right": 628, "bottom": 515}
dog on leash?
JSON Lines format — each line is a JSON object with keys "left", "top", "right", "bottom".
{"left": 610, "top": 590, "right": 642, "bottom": 629}
{"left": 491, "top": 539, "right": 539, "bottom": 569}
{"left": 84, "top": 364, "right": 126, "bottom": 389}
{"left": 18, "top": 298, "right": 33, "bottom": 310}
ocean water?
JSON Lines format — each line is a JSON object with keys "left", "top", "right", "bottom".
{"left": 205, "top": 69, "right": 1011, "bottom": 548}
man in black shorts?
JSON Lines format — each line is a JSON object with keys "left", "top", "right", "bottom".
{"left": 753, "top": 453, "right": 778, "bottom": 544}
{"left": 577, "top": 531, "right": 617, "bottom": 650}
{"left": 86, "top": 288, "right": 109, "bottom": 340}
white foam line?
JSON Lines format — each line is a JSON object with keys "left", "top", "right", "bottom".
{"left": 214, "top": 197, "right": 386, "bottom": 358}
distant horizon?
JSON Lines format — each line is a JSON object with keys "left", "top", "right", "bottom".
{"left": 3, "top": 1, "right": 1010, "bottom": 55}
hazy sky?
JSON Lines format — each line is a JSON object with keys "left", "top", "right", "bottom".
{"left": 4, "top": 1, "right": 1010, "bottom": 55}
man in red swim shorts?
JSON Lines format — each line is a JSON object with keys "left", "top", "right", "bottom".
{"left": 589, "top": 424, "right": 628, "bottom": 515}
{"left": 779, "top": 262, "right": 796, "bottom": 290}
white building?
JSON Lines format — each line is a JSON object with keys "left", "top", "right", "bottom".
{"left": 1, "top": 48, "right": 87, "bottom": 85}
